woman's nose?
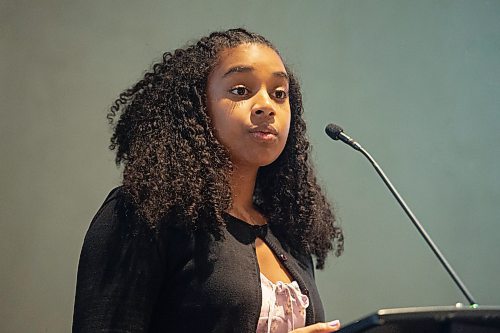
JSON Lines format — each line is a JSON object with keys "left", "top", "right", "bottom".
{"left": 252, "top": 90, "right": 275, "bottom": 117}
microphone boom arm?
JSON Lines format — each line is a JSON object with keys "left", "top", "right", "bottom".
{"left": 328, "top": 125, "right": 478, "bottom": 306}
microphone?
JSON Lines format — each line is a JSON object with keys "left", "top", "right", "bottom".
{"left": 325, "top": 123, "right": 361, "bottom": 151}
{"left": 325, "top": 123, "right": 478, "bottom": 306}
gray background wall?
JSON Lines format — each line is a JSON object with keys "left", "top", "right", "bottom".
{"left": 1, "top": 0, "right": 499, "bottom": 331}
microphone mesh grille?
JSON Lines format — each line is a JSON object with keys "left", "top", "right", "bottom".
{"left": 325, "top": 123, "right": 344, "bottom": 140}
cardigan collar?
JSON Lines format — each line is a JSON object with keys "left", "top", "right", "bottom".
{"left": 224, "top": 213, "right": 268, "bottom": 245}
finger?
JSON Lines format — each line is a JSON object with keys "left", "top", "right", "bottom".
{"left": 293, "top": 320, "right": 341, "bottom": 333}
{"left": 326, "top": 319, "right": 341, "bottom": 332}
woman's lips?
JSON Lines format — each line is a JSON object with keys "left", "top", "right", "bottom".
{"left": 249, "top": 126, "right": 279, "bottom": 143}
{"left": 250, "top": 131, "right": 278, "bottom": 142}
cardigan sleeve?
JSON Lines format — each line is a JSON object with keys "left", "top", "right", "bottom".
{"left": 72, "top": 189, "right": 168, "bottom": 332}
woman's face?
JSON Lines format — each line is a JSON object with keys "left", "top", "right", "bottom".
{"left": 206, "top": 43, "right": 291, "bottom": 169}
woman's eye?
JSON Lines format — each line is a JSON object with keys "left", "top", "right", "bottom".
{"left": 274, "top": 90, "right": 288, "bottom": 99}
{"left": 229, "top": 86, "right": 249, "bottom": 96}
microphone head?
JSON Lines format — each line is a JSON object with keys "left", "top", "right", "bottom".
{"left": 325, "top": 123, "right": 344, "bottom": 140}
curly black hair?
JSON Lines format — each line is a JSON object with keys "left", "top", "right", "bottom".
{"left": 108, "top": 28, "right": 343, "bottom": 268}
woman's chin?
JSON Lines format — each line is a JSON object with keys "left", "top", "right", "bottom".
{"left": 237, "top": 155, "right": 282, "bottom": 169}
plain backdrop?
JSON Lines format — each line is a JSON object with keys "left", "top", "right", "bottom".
{"left": 1, "top": 0, "right": 499, "bottom": 331}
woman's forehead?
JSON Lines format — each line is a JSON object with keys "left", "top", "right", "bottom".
{"left": 214, "top": 43, "right": 286, "bottom": 75}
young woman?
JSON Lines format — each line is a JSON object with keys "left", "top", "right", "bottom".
{"left": 73, "top": 28, "right": 344, "bottom": 333}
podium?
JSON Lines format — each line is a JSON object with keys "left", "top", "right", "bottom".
{"left": 338, "top": 306, "right": 500, "bottom": 333}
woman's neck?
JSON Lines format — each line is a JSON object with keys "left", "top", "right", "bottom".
{"left": 228, "top": 165, "right": 266, "bottom": 226}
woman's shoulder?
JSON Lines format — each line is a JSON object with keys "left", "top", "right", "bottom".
{"left": 90, "top": 186, "right": 128, "bottom": 221}
{"left": 93, "top": 186, "right": 131, "bottom": 217}
{"left": 100, "top": 186, "right": 124, "bottom": 206}
{"left": 85, "top": 186, "right": 192, "bottom": 253}
{"left": 91, "top": 186, "right": 183, "bottom": 230}
{"left": 74, "top": 187, "right": 171, "bottom": 331}
{"left": 84, "top": 187, "right": 155, "bottom": 248}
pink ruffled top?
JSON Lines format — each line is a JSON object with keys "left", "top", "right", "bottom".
{"left": 256, "top": 273, "right": 310, "bottom": 333}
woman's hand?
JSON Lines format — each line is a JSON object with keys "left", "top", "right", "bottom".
{"left": 290, "top": 320, "right": 341, "bottom": 332}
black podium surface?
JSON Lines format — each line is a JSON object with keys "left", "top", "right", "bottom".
{"left": 337, "top": 306, "right": 500, "bottom": 333}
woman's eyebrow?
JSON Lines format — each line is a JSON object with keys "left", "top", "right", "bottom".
{"left": 223, "top": 65, "right": 253, "bottom": 77}
{"left": 222, "top": 65, "right": 289, "bottom": 81}
{"left": 273, "top": 71, "right": 289, "bottom": 81}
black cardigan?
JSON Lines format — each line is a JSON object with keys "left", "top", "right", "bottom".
{"left": 73, "top": 188, "right": 325, "bottom": 332}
